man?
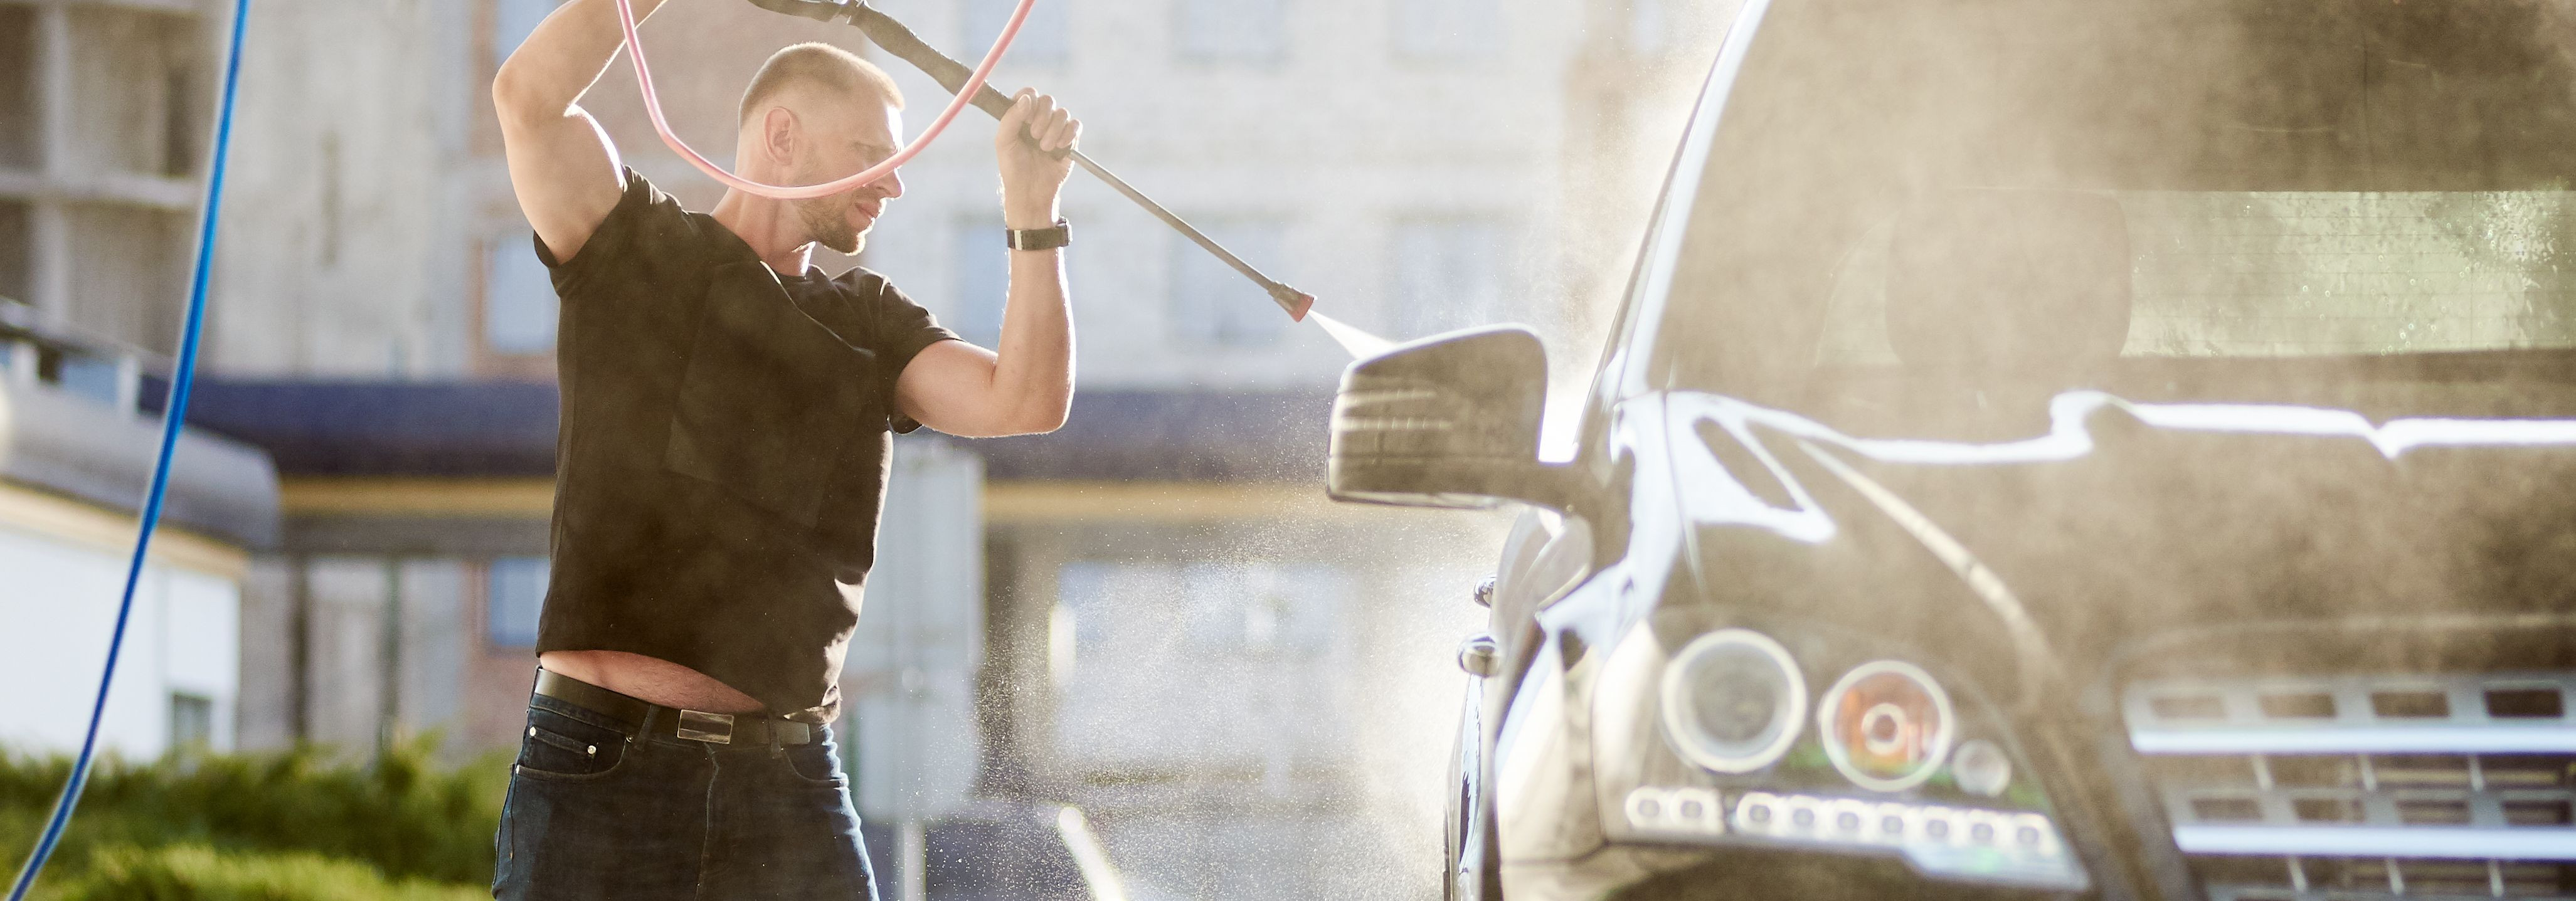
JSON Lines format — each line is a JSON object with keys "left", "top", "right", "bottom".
{"left": 488, "top": 0, "right": 1080, "bottom": 896}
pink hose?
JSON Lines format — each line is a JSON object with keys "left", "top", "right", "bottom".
{"left": 612, "top": 0, "right": 1035, "bottom": 199}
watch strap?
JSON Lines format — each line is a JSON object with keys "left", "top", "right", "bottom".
{"left": 1005, "top": 219, "right": 1071, "bottom": 251}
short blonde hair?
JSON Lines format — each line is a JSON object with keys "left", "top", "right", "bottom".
{"left": 738, "top": 43, "right": 904, "bottom": 125}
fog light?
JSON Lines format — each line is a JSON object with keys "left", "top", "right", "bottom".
{"left": 1819, "top": 660, "right": 1955, "bottom": 791}
{"left": 1660, "top": 629, "right": 1807, "bottom": 773}
{"left": 1951, "top": 738, "right": 2012, "bottom": 797}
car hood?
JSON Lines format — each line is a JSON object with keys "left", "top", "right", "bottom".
{"left": 1663, "top": 390, "right": 2576, "bottom": 671}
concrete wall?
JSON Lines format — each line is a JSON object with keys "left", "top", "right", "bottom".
{"left": 209, "top": 0, "right": 479, "bottom": 377}
{"left": 0, "top": 1, "right": 199, "bottom": 350}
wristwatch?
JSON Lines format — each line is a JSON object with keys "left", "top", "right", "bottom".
{"left": 1005, "top": 218, "right": 1071, "bottom": 251}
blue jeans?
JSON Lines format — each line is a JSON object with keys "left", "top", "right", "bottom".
{"left": 492, "top": 693, "right": 879, "bottom": 900}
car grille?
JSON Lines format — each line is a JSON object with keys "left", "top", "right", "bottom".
{"left": 2124, "top": 673, "right": 2576, "bottom": 900}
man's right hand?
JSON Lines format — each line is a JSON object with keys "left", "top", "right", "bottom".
{"left": 494, "top": 0, "right": 676, "bottom": 264}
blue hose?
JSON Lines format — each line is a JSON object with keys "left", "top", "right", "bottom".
{"left": 5, "top": 0, "right": 252, "bottom": 896}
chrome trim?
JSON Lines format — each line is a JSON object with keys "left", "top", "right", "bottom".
{"left": 2133, "top": 725, "right": 2576, "bottom": 756}
{"left": 2128, "top": 670, "right": 2576, "bottom": 900}
{"left": 2174, "top": 825, "right": 2576, "bottom": 860}
{"left": 2127, "top": 673, "right": 2576, "bottom": 753}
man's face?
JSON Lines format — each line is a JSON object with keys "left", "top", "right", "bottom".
{"left": 789, "top": 96, "right": 905, "bottom": 255}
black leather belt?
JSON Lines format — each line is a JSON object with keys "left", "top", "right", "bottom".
{"left": 534, "top": 669, "right": 817, "bottom": 747}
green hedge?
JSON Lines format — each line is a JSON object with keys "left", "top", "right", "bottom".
{"left": 0, "top": 739, "right": 506, "bottom": 900}
{"left": 58, "top": 845, "right": 487, "bottom": 901}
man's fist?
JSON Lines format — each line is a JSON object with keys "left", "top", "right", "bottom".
{"left": 996, "top": 89, "right": 1081, "bottom": 230}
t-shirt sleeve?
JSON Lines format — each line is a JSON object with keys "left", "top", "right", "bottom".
{"left": 531, "top": 167, "right": 679, "bottom": 298}
{"left": 864, "top": 277, "right": 961, "bottom": 435}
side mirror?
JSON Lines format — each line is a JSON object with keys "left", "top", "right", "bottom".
{"left": 1326, "top": 325, "right": 1571, "bottom": 510}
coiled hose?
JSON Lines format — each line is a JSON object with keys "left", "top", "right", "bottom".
{"left": 613, "top": 0, "right": 1037, "bottom": 198}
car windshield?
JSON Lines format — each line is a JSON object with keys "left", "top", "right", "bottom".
{"left": 1648, "top": 0, "right": 2576, "bottom": 433}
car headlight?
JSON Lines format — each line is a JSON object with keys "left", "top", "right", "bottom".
{"left": 1601, "top": 623, "right": 2087, "bottom": 892}
{"left": 1817, "top": 660, "right": 1954, "bottom": 792}
{"left": 1660, "top": 629, "right": 1806, "bottom": 773}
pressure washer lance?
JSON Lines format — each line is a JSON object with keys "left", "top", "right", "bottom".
{"left": 745, "top": 0, "right": 1317, "bottom": 322}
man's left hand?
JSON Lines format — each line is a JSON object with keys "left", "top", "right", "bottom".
{"left": 996, "top": 89, "right": 1081, "bottom": 230}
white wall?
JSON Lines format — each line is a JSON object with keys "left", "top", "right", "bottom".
{"left": 0, "top": 524, "right": 241, "bottom": 758}
{"left": 844, "top": 440, "right": 986, "bottom": 821}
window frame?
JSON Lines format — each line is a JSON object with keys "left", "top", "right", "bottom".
{"left": 1174, "top": 0, "right": 1287, "bottom": 65}
{"left": 482, "top": 555, "right": 551, "bottom": 651}
{"left": 472, "top": 233, "right": 559, "bottom": 377}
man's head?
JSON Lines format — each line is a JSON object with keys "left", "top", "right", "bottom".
{"left": 737, "top": 43, "right": 906, "bottom": 255}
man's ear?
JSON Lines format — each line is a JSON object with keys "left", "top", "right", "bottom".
{"left": 762, "top": 105, "right": 799, "bottom": 166}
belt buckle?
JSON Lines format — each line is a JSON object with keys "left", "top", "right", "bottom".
{"left": 676, "top": 710, "right": 736, "bottom": 744}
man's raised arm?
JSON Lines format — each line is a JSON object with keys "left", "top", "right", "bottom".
{"left": 492, "top": 0, "right": 676, "bottom": 263}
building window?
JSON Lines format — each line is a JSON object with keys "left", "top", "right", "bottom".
{"left": 1393, "top": 0, "right": 1499, "bottom": 61}
{"left": 169, "top": 692, "right": 214, "bottom": 751}
{"left": 494, "top": 0, "right": 557, "bottom": 61}
{"left": 953, "top": 216, "right": 1007, "bottom": 346}
{"left": 1170, "top": 219, "right": 1286, "bottom": 347}
{"left": 1390, "top": 217, "right": 1507, "bottom": 338}
{"left": 0, "top": 6, "right": 34, "bottom": 169}
{"left": 967, "top": 0, "right": 1069, "bottom": 66}
{"left": 483, "top": 236, "right": 558, "bottom": 356}
{"left": 159, "top": 48, "right": 194, "bottom": 177}
{"left": 52, "top": 354, "right": 121, "bottom": 406}
{"left": 65, "top": 11, "right": 197, "bottom": 180}
{"left": 1176, "top": 0, "right": 1284, "bottom": 63}
{"left": 487, "top": 556, "right": 549, "bottom": 648}
{"left": 477, "top": 0, "right": 559, "bottom": 155}
{"left": 0, "top": 200, "right": 26, "bottom": 305}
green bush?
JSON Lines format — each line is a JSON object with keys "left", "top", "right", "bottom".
{"left": 57, "top": 845, "right": 487, "bottom": 901}
{"left": 0, "top": 737, "right": 507, "bottom": 899}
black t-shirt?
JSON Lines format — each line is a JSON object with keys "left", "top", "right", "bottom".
{"left": 532, "top": 169, "right": 957, "bottom": 720}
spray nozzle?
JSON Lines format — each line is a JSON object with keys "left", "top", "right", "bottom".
{"left": 1268, "top": 285, "right": 1315, "bottom": 322}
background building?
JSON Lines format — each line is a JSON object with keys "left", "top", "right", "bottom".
{"left": 0, "top": 0, "right": 275, "bottom": 761}
{"left": 0, "top": 0, "right": 1732, "bottom": 896}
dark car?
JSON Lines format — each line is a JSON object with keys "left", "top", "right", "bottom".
{"left": 1324, "top": 0, "right": 2576, "bottom": 898}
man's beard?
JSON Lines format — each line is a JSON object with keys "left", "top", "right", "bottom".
{"left": 796, "top": 193, "right": 864, "bottom": 255}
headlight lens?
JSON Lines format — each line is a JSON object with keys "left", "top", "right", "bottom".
{"left": 1817, "top": 660, "right": 1956, "bottom": 792}
{"left": 1660, "top": 629, "right": 1806, "bottom": 773}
